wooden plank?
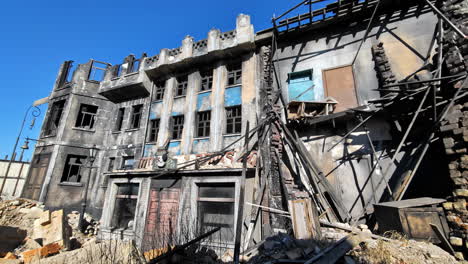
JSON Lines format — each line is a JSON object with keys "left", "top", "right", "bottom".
{"left": 304, "top": 234, "right": 364, "bottom": 264}
{"left": 289, "top": 198, "right": 321, "bottom": 239}
{"left": 430, "top": 224, "right": 455, "bottom": 255}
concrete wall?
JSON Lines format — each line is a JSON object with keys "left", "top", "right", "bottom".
{"left": 0, "top": 160, "right": 29, "bottom": 198}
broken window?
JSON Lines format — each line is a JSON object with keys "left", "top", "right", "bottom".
{"left": 149, "top": 119, "right": 160, "bottom": 143}
{"left": 130, "top": 105, "right": 143, "bottom": 129}
{"left": 75, "top": 104, "right": 98, "bottom": 130}
{"left": 129, "top": 59, "right": 141, "bottom": 73}
{"left": 226, "top": 106, "right": 242, "bottom": 134}
{"left": 287, "top": 69, "right": 314, "bottom": 102}
{"left": 43, "top": 100, "right": 66, "bottom": 137}
{"left": 227, "top": 63, "right": 242, "bottom": 86}
{"left": 154, "top": 81, "right": 166, "bottom": 101}
{"left": 175, "top": 76, "right": 188, "bottom": 97}
{"left": 200, "top": 70, "right": 213, "bottom": 92}
{"left": 88, "top": 61, "right": 109, "bottom": 82}
{"left": 171, "top": 115, "right": 184, "bottom": 140}
{"left": 61, "top": 155, "right": 87, "bottom": 183}
{"left": 196, "top": 111, "right": 211, "bottom": 137}
{"left": 197, "top": 183, "right": 235, "bottom": 242}
{"left": 114, "top": 108, "right": 125, "bottom": 131}
{"left": 58, "top": 61, "right": 76, "bottom": 88}
{"left": 111, "top": 183, "right": 139, "bottom": 229}
{"left": 108, "top": 157, "right": 115, "bottom": 172}
{"left": 121, "top": 156, "right": 135, "bottom": 170}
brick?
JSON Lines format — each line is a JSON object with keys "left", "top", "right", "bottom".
{"left": 455, "top": 252, "right": 464, "bottom": 260}
{"left": 444, "top": 138, "right": 455, "bottom": 148}
{"left": 450, "top": 170, "right": 462, "bottom": 178}
{"left": 454, "top": 199, "right": 467, "bottom": 212}
{"left": 456, "top": 148, "right": 468, "bottom": 154}
{"left": 444, "top": 202, "right": 454, "bottom": 210}
{"left": 450, "top": 236, "right": 463, "bottom": 247}
{"left": 454, "top": 177, "right": 468, "bottom": 186}
{"left": 454, "top": 128, "right": 464, "bottom": 134}
{"left": 40, "top": 243, "right": 62, "bottom": 257}
{"left": 441, "top": 124, "right": 459, "bottom": 132}
{"left": 22, "top": 248, "right": 40, "bottom": 264}
{"left": 449, "top": 162, "right": 459, "bottom": 170}
{"left": 447, "top": 148, "right": 456, "bottom": 155}
{"left": 455, "top": 189, "right": 468, "bottom": 197}
{"left": 447, "top": 215, "right": 461, "bottom": 224}
{"left": 462, "top": 170, "right": 468, "bottom": 177}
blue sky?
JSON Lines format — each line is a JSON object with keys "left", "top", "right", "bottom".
{"left": 0, "top": 0, "right": 334, "bottom": 160}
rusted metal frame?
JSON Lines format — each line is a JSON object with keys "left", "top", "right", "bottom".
{"left": 149, "top": 227, "right": 221, "bottom": 264}
{"left": 234, "top": 121, "right": 250, "bottom": 264}
{"left": 327, "top": 114, "right": 375, "bottom": 152}
{"left": 381, "top": 73, "right": 466, "bottom": 88}
{"left": 394, "top": 77, "right": 468, "bottom": 200}
{"left": 424, "top": 0, "right": 467, "bottom": 39}
{"left": 351, "top": 0, "right": 382, "bottom": 66}
{"left": 281, "top": 122, "right": 350, "bottom": 222}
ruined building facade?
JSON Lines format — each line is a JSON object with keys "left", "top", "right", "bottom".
{"left": 21, "top": 0, "right": 468, "bottom": 255}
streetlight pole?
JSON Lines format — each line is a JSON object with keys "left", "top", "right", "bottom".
{"left": 0, "top": 105, "right": 41, "bottom": 196}
{"left": 78, "top": 145, "right": 97, "bottom": 232}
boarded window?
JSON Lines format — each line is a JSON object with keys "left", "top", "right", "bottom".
{"left": 171, "top": 115, "right": 184, "bottom": 140}
{"left": 44, "top": 100, "right": 66, "bottom": 136}
{"left": 130, "top": 105, "right": 143, "bottom": 129}
{"left": 288, "top": 70, "right": 314, "bottom": 102}
{"left": 75, "top": 104, "right": 98, "bottom": 130}
{"left": 149, "top": 119, "right": 160, "bottom": 142}
{"left": 196, "top": 111, "right": 211, "bottom": 137}
{"left": 114, "top": 108, "right": 125, "bottom": 131}
{"left": 61, "top": 155, "right": 87, "bottom": 183}
{"left": 111, "top": 183, "right": 139, "bottom": 229}
{"left": 226, "top": 106, "right": 242, "bottom": 134}
{"left": 323, "top": 65, "right": 358, "bottom": 112}
{"left": 197, "top": 183, "right": 235, "bottom": 242}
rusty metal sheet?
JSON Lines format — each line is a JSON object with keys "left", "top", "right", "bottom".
{"left": 323, "top": 65, "right": 358, "bottom": 112}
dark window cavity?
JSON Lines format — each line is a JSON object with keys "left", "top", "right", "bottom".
{"left": 197, "top": 183, "right": 235, "bottom": 242}
{"left": 61, "top": 155, "right": 87, "bottom": 183}
{"left": 114, "top": 108, "right": 125, "bottom": 131}
{"left": 130, "top": 105, "right": 143, "bottom": 129}
{"left": 88, "top": 61, "right": 109, "bottom": 82}
{"left": 108, "top": 157, "right": 115, "bottom": 172}
{"left": 58, "top": 61, "right": 75, "bottom": 88}
{"left": 196, "top": 111, "right": 211, "bottom": 137}
{"left": 226, "top": 106, "right": 242, "bottom": 134}
{"left": 44, "top": 100, "right": 66, "bottom": 136}
{"left": 75, "top": 104, "right": 98, "bottom": 130}
{"left": 121, "top": 156, "right": 135, "bottom": 170}
{"left": 149, "top": 119, "right": 160, "bottom": 143}
{"left": 200, "top": 70, "right": 213, "bottom": 92}
{"left": 171, "top": 115, "right": 184, "bottom": 140}
{"left": 227, "top": 63, "right": 242, "bottom": 86}
{"left": 111, "top": 183, "right": 139, "bottom": 229}
{"left": 175, "top": 76, "right": 188, "bottom": 97}
{"left": 154, "top": 81, "right": 166, "bottom": 101}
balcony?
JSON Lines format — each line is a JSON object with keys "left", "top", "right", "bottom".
{"left": 98, "top": 55, "right": 151, "bottom": 103}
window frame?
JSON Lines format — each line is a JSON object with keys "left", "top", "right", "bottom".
{"left": 171, "top": 115, "right": 185, "bottom": 140}
{"left": 61, "top": 154, "right": 87, "bottom": 183}
{"left": 121, "top": 156, "right": 135, "bottom": 170}
{"left": 43, "top": 100, "right": 66, "bottom": 137}
{"left": 107, "top": 157, "right": 115, "bottom": 172}
{"left": 200, "top": 70, "right": 213, "bottom": 92}
{"left": 225, "top": 106, "right": 242, "bottom": 135}
{"left": 75, "top": 104, "right": 98, "bottom": 130}
{"left": 175, "top": 76, "right": 188, "bottom": 97}
{"left": 129, "top": 104, "right": 143, "bottom": 129}
{"left": 227, "top": 63, "right": 242, "bottom": 86}
{"left": 114, "top": 107, "right": 125, "bottom": 131}
{"left": 148, "top": 119, "right": 160, "bottom": 143}
{"left": 110, "top": 182, "right": 140, "bottom": 230}
{"left": 153, "top": 81, "right": 166, "bottom": 101}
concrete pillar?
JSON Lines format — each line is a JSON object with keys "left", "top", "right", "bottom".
{"left": 207, "top": 29, "right": 221, "bottom": 52}
{"left": 157, "top": 78, "right": 176, "bottom": 149}
{"left": 210, "top": 63, "right": 227, "bottom": 152}
{"left": 236, "top": 14, "right": 254, "bottom": 44}
{"left": 181, "top": 35, "right": 194, "bottom": 60}
{"left": 181, "top": 71, "right": 200, "bottom": 154}
{"left": 241, "top": 52, "right": 257, "bottom": 138}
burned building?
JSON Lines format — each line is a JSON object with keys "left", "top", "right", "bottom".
{"left": 22, "top": 0, "right": 468, "bottom": 259}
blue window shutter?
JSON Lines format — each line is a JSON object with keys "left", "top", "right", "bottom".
{"left": 288, "top": 69, "right": 314, "bottom": 102}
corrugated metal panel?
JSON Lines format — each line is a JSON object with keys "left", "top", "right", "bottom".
{"left": 224, "top": 86, "right": 242, "bottom": 107}
{"left": 323, "top": 65, "right": 358, "bottom": 112}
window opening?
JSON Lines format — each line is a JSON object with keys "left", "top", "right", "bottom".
{"left": 108, "top": 157, "right": 115, "bottom": 172}
{"left": 154, "top": 81, "right": 166, "bottom": 101}
{"left": 227, "top": 63, "right": 242, "bottom": 86}
{"left": 200, "top": 70, "right": 213, "bottom": 91}
{"left": 171, "top": 115, "right": 184, "bottom": 140}
{"left": 149, "top": 119, "right": 160, "bottom": 143}
{"left": 197, "top": 183, "right": 235, "bottom": 242}
{"left": 226, "top": 106, "right": 242, "bottom": 134}
{"left": 175, "top": 76, "right": 188, "bottom": 97}
{"left": 130, "top": 105, "right": 143, "bottom": 129}
{"left": 44, "top": 100, "right": 66, "bottom": 136}
{"left": 196, "top": 111, "right": 211, "bottom": 137}
{"left": 111, "top": 183, "right": 139, "bottom": 229}
{"left": 114, "top": 108, "right": 125, "bottom": 131}
{"left": 88, "top": 60, "right": 109, "bottom": 82}
{"left": 61, "top": 155, "right": 87, "bottom": 182}
{"left": 122, "top": 156, "right": 135, "bottom": 170}
{"left": 75, "top": 104, "right": 98, "bottom": 130}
